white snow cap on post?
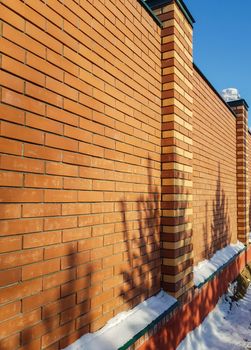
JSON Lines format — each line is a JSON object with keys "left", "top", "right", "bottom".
{"left": 221, "top": 88, "right": 241, "bottom": 102}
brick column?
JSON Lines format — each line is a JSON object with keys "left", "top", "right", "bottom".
{"left": 147, "top": 0, "right": 195, "bottom": 300}
{"left": 228, "top": 99, "right": 249, "bottom": 244}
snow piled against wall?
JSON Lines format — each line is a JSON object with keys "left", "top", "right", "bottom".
{"left": 63, "top": 290, "right": 177, "bottom": 350}
{"left": 194, "top": 241, "right": 245, "bottom": 287}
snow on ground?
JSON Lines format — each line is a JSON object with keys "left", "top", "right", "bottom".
{"left": 177, "top": 284, "right": 251, "bottom": 350}
{"left": 194, "top": 242, "right": 245, "bottom": 287}
{"left": 63, "top": 290, "right": 177, "bottom": 350}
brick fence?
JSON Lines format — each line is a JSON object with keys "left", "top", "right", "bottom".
{"left": 0, "top": 0, "right": 250, "bottom": 349}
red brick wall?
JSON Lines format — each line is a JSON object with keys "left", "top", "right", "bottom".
{"left": 1, "top": 0, "right": 249, "bottom": 348}
{"left": 0, "top": 1, "right": 161, "bottom": 349}
{"left": 192, "top": 67, "right": 238, "bottom": 264}
{"left": 249, "top": 132, "right": 251, "bottom": 232}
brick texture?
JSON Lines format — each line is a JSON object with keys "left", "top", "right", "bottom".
{"left": 192, "top": 68, "right": 238, "bottom": 263}
{"left": 0, "top": 1, "right": 161, "bottom": 349}
{"left": 249, "top": 132, "right": 251, "bottom": 233}
{"left": 229, "top": 101, "right": 249, "bottom": 244}
{"left": 153, "top": 0, "right": 194, "bottom": 300}
{"left": 0, "top": 0, "right": 250, "bottom": 349}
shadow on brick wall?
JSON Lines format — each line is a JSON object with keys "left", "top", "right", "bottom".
{"left": 21, "top": 157, "right": 161, "bottom": 350}
{"left": 119, "top": 157, "right": 161, "bottom": 310}
{"left": 203, "top": 164, "right": 231, "bottom": 260}
{"left": 19, "top": 246, "right": 103, "bottom": 350}
{"left": 139, "top": 164, "right": 239, "bottom": 350}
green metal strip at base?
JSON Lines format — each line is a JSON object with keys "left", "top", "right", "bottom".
{"left": 195, "top": 247, "right": 247, "bottom": 289}
{"left": 118, "top": 301, "right": 179, "bottom": 350}
{"left": 118, "top": 247, "right": 246, "bottom": 349}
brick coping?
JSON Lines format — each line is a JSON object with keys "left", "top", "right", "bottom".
{"left": 193, "top": 63, "right": 238, "bottom": 119}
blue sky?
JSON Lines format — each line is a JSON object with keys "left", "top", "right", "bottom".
{"left": 184, "top": 0, "right": 251, "bottom": 120}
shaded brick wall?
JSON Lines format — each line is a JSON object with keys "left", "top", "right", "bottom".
{"left": 192, "top": 67, "right": 238, "bottom": 264}
{"left": 0, "top": 1, "right": 161, "bottom": 349}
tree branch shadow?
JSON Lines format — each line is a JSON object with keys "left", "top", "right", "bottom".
{"left": 141, "top": 164, "right": 235, "bottom": 350}
{"left": 203, "top": 164, "right": 231, "bottom": 261}
{"left": 119, "top": 156, "right": 161, "bottom": 310}
{"left": 16, "top": 246, "right": 97, "bottom": 350}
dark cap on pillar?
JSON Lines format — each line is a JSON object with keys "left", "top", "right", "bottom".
{"left": 146, "top": 0, "right": 195, "bottom": 26}
{"left": 227, "top": 98, "right": 249, "bottom": 110}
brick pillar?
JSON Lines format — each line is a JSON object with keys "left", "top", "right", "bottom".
{"left": 228, "top": 99, "right": 249, "bottom": 244}
{"left": 147, "top": 0, "right": 195, "bottom": 300}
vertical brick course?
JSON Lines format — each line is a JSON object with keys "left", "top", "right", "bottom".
{"left": 229, "top": 101, "right": 249, "bottom": 244}
{"left": 151, "top": 0, "right": 194, "bottom": 300}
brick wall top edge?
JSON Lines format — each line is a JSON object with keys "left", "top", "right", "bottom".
{"left": 146, "top": 0, "right": 195, "bottom": 26}
{"left": 137, "top": 0, "right": 163, "bottom": 27}
{"left": 193, "top": 63, "right": 237, "bottom": 120}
